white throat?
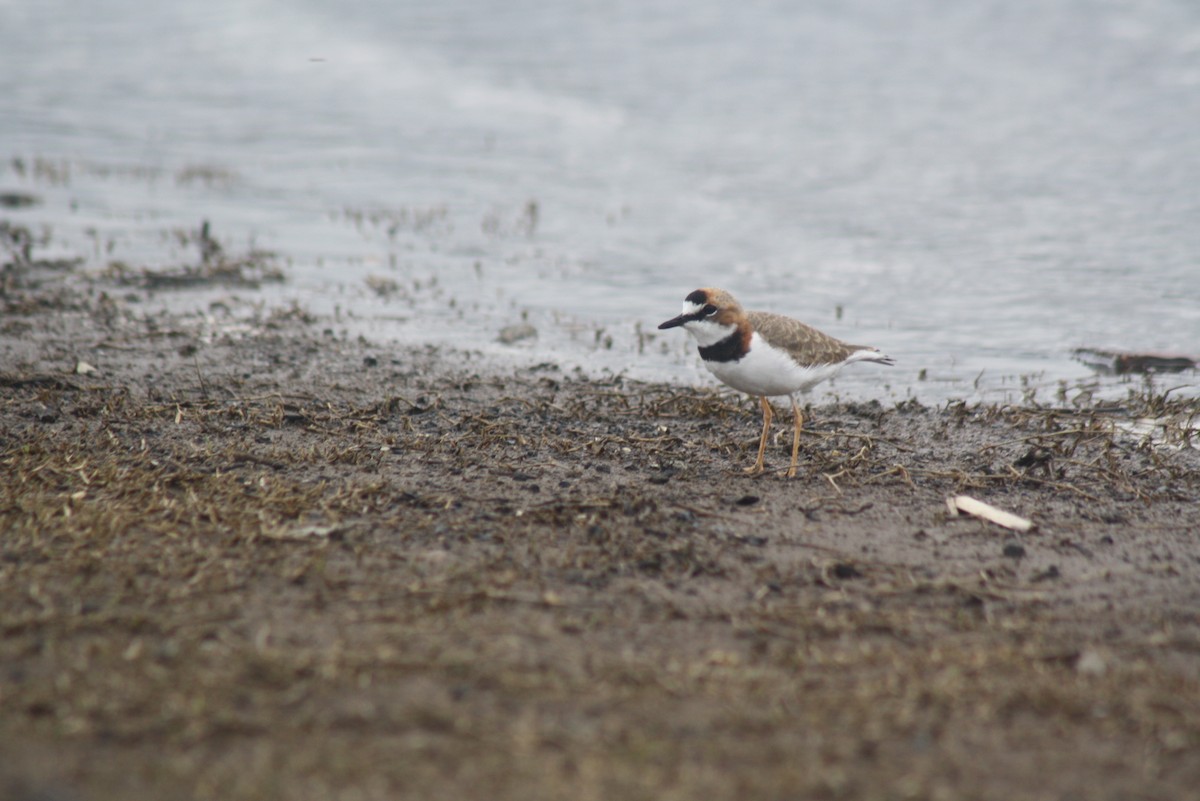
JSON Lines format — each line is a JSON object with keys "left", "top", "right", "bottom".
{"left": 682, "top": 318, "right": 738, "bottom": 347}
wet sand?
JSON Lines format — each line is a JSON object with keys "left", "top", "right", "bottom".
{"left": 3, "top": 249, "right": 1200, "bottom": 800}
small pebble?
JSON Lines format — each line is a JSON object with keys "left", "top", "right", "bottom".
{"left": 1002, "top": 542, "right": 1026, "bottom": 559}
{"left": 497, "top": 323, "right": 537, "bottom": 344}
{"left": 1076, "top": 648, "right": 1108, "bottom": 676}
{"left": 833, "top": 562, "right": 862, "bottom": 579}
{"left": 1032, "top": 565, "right": 1061, "bottom": 582}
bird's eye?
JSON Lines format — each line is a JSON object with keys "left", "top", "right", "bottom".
{"left": 703, "top": 305, "right": 718, "bottom": 316}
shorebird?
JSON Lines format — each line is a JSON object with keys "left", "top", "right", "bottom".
{"left": 659, "top": 287, "right": 893, "bottom": 477}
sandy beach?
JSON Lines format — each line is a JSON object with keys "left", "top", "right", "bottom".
{"left": 3, "top": 245, "right": 1200, "bottom": 800}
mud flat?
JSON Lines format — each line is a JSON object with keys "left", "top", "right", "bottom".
{"left": 2, "top": 252, "right": 1199, "bottom": 801}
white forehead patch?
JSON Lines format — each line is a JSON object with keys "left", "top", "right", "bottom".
{"left": 681, "top": 300, "right": 705, "bottom": 315}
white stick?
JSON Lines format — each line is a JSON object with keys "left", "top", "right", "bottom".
{"left": 950, "top": 495, "right": 1036, "bottom": 533}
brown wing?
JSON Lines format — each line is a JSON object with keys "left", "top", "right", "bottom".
{"left": 746, "top": 310, "right": 862, "bottom": 367}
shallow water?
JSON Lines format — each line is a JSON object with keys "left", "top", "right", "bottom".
{"left": 4, "top": 0, "right": 1199, "bottom": 402}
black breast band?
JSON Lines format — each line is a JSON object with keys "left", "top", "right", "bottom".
{"left": 698, "top": 334, "right": 744, "bottom": 363}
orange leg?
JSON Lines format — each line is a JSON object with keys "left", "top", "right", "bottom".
{"left": 785, "top": 396, "right": 804, "bottom": 478}
{"left": 744, "top": 396, "right": 772, "bottom": 476}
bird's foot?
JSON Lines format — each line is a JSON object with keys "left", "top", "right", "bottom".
{"left": 742, "top": 462, "right": 765, "bottom": 477}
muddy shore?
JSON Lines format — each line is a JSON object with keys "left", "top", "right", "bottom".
{"left": 3, "top": 252, "right": 1199, "bottom": 801}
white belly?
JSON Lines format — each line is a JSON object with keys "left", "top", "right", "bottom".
{"left": 704, "top": 334, "right": 844, "bottom": 397}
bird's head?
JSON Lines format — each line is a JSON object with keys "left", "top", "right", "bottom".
{"left": 658, "top": 288, "right": 744, "bottom": 345}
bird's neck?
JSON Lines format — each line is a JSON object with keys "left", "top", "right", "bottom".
{"left": 689, "top": 321, "right": 751, "bottom": 363}
{"left": 698, "top": 334, "right": 746, "bottom": 363}
{"left": 684, "top": 319, "right": 741, "bottom": 348}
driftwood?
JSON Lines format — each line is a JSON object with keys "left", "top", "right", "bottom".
{"left": 1073, "top": 347, "right": 1196, "bottom": 375}
{"left": 947, "top": 495, "right": 1036, "bottom": 533}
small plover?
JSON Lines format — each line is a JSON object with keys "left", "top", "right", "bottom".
{"left": 659, "top": 287, "right": 894, "bottom": 477}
